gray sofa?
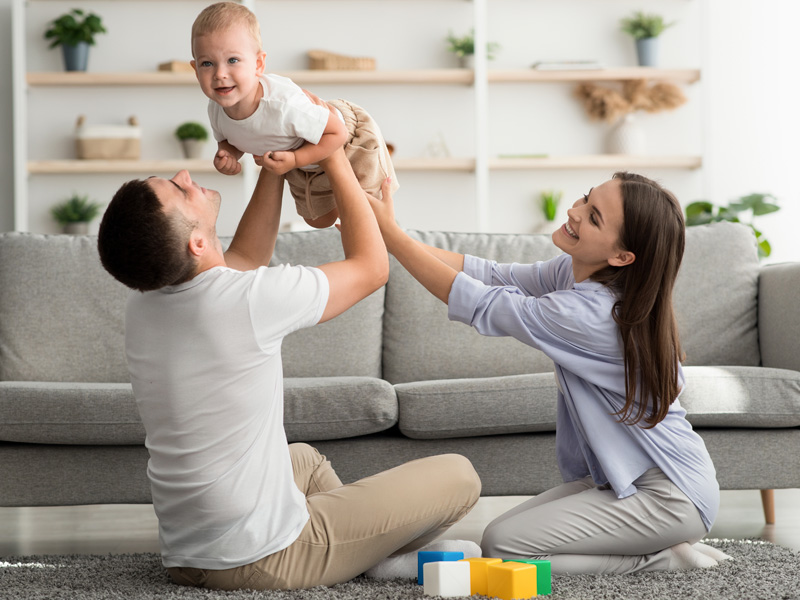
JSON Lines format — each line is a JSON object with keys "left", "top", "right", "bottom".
{"left": 2, "top": 222, "right": 799, "bottom": 523}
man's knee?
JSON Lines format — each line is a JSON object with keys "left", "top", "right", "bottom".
{"left": 437, "top": 454, "right": 482, "bottom": 505}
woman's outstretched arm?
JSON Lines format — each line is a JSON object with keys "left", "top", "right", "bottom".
{"left": 368, "top": 178, "right": 462, "bottom": 304}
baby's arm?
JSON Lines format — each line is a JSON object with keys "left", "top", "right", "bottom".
{"left": 214, "top": 139, "right": 245, "bottom": 176}
{"left": 258, "top": 107, "right": 348, "bottom": 175}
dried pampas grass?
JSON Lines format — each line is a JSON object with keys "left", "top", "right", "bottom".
{"left": 574, "top": 79, "right": 686, "bottom": 122}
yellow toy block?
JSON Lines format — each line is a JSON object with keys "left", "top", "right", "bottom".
{"left": 488, "top": 561, "right": 537, "bottom": 599}
{"left": 459, "top": 557, "right": 502, "bottom": 595}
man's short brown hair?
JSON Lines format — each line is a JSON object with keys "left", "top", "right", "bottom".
{"left": 97, "top": 179, "right": 197, "bottom": 292}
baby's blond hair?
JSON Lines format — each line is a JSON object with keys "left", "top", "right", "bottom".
{"left": 191, "top": 2, "right": 262, "bottom": 56}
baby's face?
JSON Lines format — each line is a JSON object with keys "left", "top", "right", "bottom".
{"left": 191, "top": 24, "right": 265, "bottom": 120}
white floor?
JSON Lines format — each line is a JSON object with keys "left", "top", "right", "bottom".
{"left": 1, "top": 489, "right": 799, "bottom": 556}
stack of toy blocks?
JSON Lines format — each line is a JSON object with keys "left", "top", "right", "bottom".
{"left": 418, "top": 552, "right": 551, "bottom": 598}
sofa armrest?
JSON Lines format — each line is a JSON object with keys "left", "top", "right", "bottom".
{"left": 759, "top": 262, "right": 800, "bottom": 370}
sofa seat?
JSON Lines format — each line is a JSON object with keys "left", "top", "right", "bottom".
{"left": 0, "top": 377, "right": 397, "bottom": 446}
{"left": 395, "top": 366, "right": 800, "bottom": 439}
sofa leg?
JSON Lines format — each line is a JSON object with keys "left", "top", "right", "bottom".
{"left": 760, "top": 489, "right": 775, "bottom": 525}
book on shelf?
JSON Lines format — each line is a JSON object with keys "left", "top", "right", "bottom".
{"left": 531, "top": 60, "right": 604, "bottom": 71}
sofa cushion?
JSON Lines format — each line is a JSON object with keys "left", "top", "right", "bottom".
{"left": 681, "top": 366, "right": 800, "bottom": 427}
{"left": 283, "top": 377, "right": 398, "bottom": 441}
{"left": 0, "top": 233, "right": 130, "bottom": 383}
{"left": 267, "top": 230, "right": 384, "bottom": 378}
{"left": 383, "top": 231, "right": 562, "bottom": 384}
{"left": 675, "top": 222, "right": 760, "bottom": 366}
{"left": 395, "top": 366, "right": 800, "bottom": 440}
{"left": 0, "top": 382, "right": 143, "bottom": 444}
{"left": 396, "top": 373, "right": 558, "bottom": 439}
{"left": 0, "top": 377, "right": 397, "bottom": 445}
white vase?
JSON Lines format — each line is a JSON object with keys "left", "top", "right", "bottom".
{"left": 606, "top": 114, "right": 645, "bottom": 155}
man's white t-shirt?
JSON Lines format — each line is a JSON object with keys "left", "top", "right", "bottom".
{"left": 208, "top": 73, "right": 330, "bottom": 157}
{"left": 125, "top": 264, "right": 329, "bottom": 569}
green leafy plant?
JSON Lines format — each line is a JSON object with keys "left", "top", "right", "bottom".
{"left": 541, "top": 190, "right": 562, "bottom": 222}
{"left": 44, "top": 9, "right": 107, "bottom": 48}
{"left": 175, "top": 121, "right": 209, "bottom": 141}
{"left": 685, "top": 193, "right": 780, "bottom": 259}
{"left": 620, "top": 11, "right": 674, "bottom": 40}
{"left": 446, "top": 29, "right": 500, "bottom": 59}
{"left": 51, "top": 193, "right": 103, "bottom": 225}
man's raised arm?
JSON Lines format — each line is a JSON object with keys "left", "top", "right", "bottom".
{"left": 317, "top": 148, "right": 389, "bottom": 323}
{"left": 224, "top": 168, "right": 285, "bottom": 271}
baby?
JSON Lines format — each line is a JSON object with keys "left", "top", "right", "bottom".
{"left": 190, "top": 2, "right": 398, "bottom": 228}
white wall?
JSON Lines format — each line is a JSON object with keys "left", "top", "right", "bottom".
{"left": 2, "top": 0, "right": 797, "bottom": 264}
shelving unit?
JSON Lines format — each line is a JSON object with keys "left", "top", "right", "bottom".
{"left": 12, "top": 0, "right": 703, "bottom": 233}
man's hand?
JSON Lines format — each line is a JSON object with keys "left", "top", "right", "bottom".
{"left": 255, "top": 151, "right": 298, "bottom": 175}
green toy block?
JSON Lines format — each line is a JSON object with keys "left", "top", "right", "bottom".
{"left": 506, "top": 559, "right": 552, "bottom": 595}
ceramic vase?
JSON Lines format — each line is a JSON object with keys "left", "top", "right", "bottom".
{"left": 606, "top": 114, "right": 645, "bottom": 155}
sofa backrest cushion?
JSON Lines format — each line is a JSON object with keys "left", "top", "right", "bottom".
{"left": 382, "top": 222, "right": 760, "bottom": 384}
{"left": 382, "top": 231, "right": 562, "bottom": 384}
{"left": 268, "top": 230, "right": 384, "bottom": 378}
{"left": 0, "top": 233, "right": 130, "bottom": 382}
{"left": 674, "top": 222, "right": 760, "bottom": 366}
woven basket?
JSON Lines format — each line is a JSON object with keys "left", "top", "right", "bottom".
{"left": 307, "top": 49, "right": 376, "bottom": 71}
{"left": 75, "top": 115, "right": 141, "bottom": 160}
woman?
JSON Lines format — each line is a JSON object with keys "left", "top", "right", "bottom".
{"left": 368, "top": 172, "right": 728, "bottom": 575}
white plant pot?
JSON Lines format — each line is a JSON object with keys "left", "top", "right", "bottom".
{"left": 180, "top": 139, "right": 206, "bottom": 159}
{"left": 606, "top": 114, "right": 645, "bottom": 155}
{"left": 459, "top": 54, "right": 475, "bottom": 69}
{"left": 63, "top": 222, "right": 89, "bottom": 235}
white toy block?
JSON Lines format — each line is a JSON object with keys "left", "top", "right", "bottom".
{"left": 423, "top": 561, "right": 472, "bottom": 597}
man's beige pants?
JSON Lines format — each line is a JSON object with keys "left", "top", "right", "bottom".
{"left": 168, "top": 443, "right": 481, "bottom": 590}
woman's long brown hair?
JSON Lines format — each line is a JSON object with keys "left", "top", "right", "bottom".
{"left": 591, "top": 172, "right": 686, "bottom": 428}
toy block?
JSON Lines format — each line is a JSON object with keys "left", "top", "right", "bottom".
{"left": 506, "top": 560, "right": 552, "bottom": 595}
{"left": 423, "top": 561, "right": 472, "bottom": 597}
{"left": 460, "top": 557, "right": 503, "bottom": 595}
{"left": 417, "top": 551, "right": 464, "bottom": 585}
{"left": 488, "top": 561, "right": 537, "bottom": 599}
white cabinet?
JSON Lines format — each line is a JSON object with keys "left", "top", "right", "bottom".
{"left": 13, "top": 0, "right": 702, "bottom": 234}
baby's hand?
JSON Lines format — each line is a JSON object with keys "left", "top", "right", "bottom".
{"left": 258, "top": 151, "right": 298, "bottom": 176}
{"left": 214, "top": 149, "right": 242, "bottom": 176}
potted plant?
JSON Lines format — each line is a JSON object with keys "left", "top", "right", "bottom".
{"left": 51, "top": 193, "right": 103, "bottom": 234}
{"left": 536, "top": 189, "right": 562, "bottom": 233}
{"left": 175, "top": 121, "right": 209, "bottom": 159}
{"left": 44, "top": 9, "right": 107, "bottom": 72}
{"left": 685, "top": 193, "right": 780, "bottom": 259}
{"left": 446, "top": 29, "right": 500, "bottom": 68}
{"left": 620, "top": 11, "right": 674, "bottom": 67}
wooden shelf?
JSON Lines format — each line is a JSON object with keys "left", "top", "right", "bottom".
{"left": 27, "top": 155, "right": 701, "bottom": 175}
{"left": 27, "top": 69, "right": 475, "bottom": 87}
{"left": 27, "top": 157, "right": 476, "bottom": 174}
{"left": 489, "top": 67, "right": 701, "bottom": 84}
{"left": 490, "top": 155, "right": 703, "bottom": 170}
{"left": 26, "top": 67, "right": 700, "bottom": 88}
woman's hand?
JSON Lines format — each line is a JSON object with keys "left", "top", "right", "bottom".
{"left": 366, "top": 177, "right": 398, "bottom": 234}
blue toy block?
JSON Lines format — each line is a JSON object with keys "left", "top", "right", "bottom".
{"left": 417, "top": 551, "right": 464, "bottom": 584}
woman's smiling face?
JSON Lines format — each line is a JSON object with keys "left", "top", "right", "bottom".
{"left": 552, "top": 178, "right": 635, "bottom": 282}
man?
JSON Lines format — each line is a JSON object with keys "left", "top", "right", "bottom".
{"left": 97, "top": 144, "right": 480, "bottom": 591}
